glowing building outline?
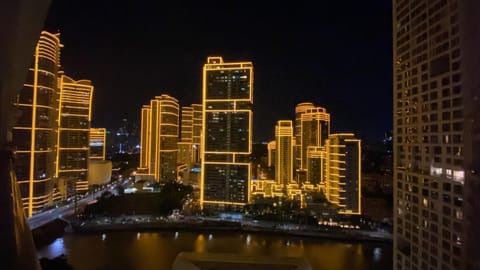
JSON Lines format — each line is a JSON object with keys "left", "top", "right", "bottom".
{"left": 200, "top": 56, "right": 253, "bottom": 208}
{"left": 294, "top": 102, "right": 315, "bottom": 177}
{"left": 306, "top": 146, "right": 326, "bottom": 185}
{"left": 325, "top": 133, "right": 361, "bottom": 215}
{"left": 267, "top": 140, "right": 276, "bottom": 168}
{"left": 56, "top": 74, "right": 94, "bottom": 196}
{"left": 178, "top": 106, "right": 194, "bottom": 166}
{"left": 89, "top": 128, "right": 106, "bottom": 160}
{"left": 275, "top": 120, "right": 293, "bottom": 186}
{"left": 300, "top": 107, "right": 330, "bottom": 171}
{"left": 12, "top": 31, "right": 62, "bottom": 217}
{"left": 138, "top": 104, "right": 150, "bottom": 173}
{"left": 137, "top": 94, "right": 179, "bottom": 182}
{"left": 192, "top": 104, "right": 202, "bottom": 163}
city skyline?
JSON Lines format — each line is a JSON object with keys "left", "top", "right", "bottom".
{"left": 43, "top": 0, "right": 393, "bottom": 143}
{"left": 3, "top": 1, "right": 480, "bottom": 269}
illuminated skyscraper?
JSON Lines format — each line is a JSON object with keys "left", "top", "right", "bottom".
{"left": 300, "top": 107, "right": 330, "bottom": 177}
{"left": 192, "top": 103, "right": 202, "bottom": 163}
{"left": 275, "top": 120, "right": 293, "bottom": 186}
{"left": 297, "top": 106, "right": 330, "bottom": 187}
{"left": 178, "top": 106, "right": 193, "bottom": 166}
{"left": 325, "top": 133, "right": 361, "bottom": 215}
{"left": 138, "top": 105, "right": 150, "bottom": 173}
{"left": 294, "top": 102, "right": 314, "bottom": 176}
{"left": 393, "top": 1, "right": 480, "bottom": 269}
{"left": 56, "top": 75, "right": 93, "bottom": 197}
{"left": 181, "top": 106, "right": 194, "bottom": 142}
{"left": 201, "top": 56, "right": 253, "bottom": 209}
{"left": 137, "top": 94, "right": 179, "bottom": 182}
{"left": 177, "top": 103, "right": 203, "bottom": 165}
{"left": 89, "top": 128, "right": 106, "bottom": 160}
{"left": 267, "top": 140, "right": 276, "bottom": 168}
{"left": 12, "top": 31, "right": 61, "bottom": 217}
{"left": 306, "top": 146, "right": 326, "bottom": 185}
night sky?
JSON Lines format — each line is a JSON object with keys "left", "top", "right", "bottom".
{"left": 44, "top": 0, "right": 392, "bottom": 143}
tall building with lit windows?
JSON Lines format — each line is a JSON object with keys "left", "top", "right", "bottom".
{"left": 181, "top": 106, "right": 194, "bottom": 142}
{"left": 138, "top": 105, "right": 150, "bottom": 173}
{"left": 275, "top": 120, "right": 293, "bottom": 186}
{"left": 192, "top": 103, "right": 202, "bottom": 163}
{"left": 325, "top": 133, "right": 361, "bottom": 215}
{"left": 137, "top": 95, "right": 179, "bottom": 182}
{"left": 178, "top": 106, "right": 193, "bottom": 166}
{"left": 56, "top": 75, "right": 93, "bottom": 197}
{"left": 267, "top": 140, "right": 276, "bottom": 168}
{"left": 393, "top": 1, "right": 480, "bottom": 269}
{"left": 201, "top": 56, "right": 253, "bottom": 209}
{"left": 300, "top": 107, "right": 330, "bottom": 178}
{"left": 294, "top": 102, "right": 315, "bottom": 177}
{"left": 306, "top": 146, "right": 326, "bottom": 185}
{"left": 177, "top": 104, "right": 203, "bottom": 165}
{"left": 89, "top": 128, "right": 106, "bottom": 160}
{"left": 12, "top": 31, "right": 62, "bottom": 217}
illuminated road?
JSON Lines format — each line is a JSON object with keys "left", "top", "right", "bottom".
{"left": 28, "top": 185, "right": 120, "bottom": 230}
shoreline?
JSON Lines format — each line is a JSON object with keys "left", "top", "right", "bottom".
{"left": 70, "top": 221, "right": 392, "bottom": 244}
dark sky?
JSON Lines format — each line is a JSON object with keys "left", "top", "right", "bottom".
{"left": 44, "top": 0, "right": 392, "bottom": 143}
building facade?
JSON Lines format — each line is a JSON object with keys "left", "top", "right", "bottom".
{"left": 89, "top": 128, "right": 106, "bottom": 160}
{"left": 138, "top": 105, "right": 151, "bottom": 173}
{"left": 12, "top": 31, "right": 61, "bottom": 217}
{"left": 393, "top": 0, "right": 480, "bottom": 269}
{"left": 192, "top": 104, "right": 202, "bottom": 163}
{"left": 300, "top": 107, "right": 330, "bottom": 171}
{"left": 275, "top": 120, "right": 293, "bottom": 186}
{"left": 201, "top": 56, "right": 253, "bottom": 209}
{"left": 325, "top": 133, "right": 361, "bottom": 215}
{"left": 306, "top": 146, "right": 326, "bottom": 185}
{"left": 178, "top": 106, "right": 193, "bottom": 166}
{"left": 294, "top": 102, "right": 315, "bottom": 178}
{"left": 56, "top": 75, "right": 93, "bottom": 197}
{"left": 137, "top": 95, "right": 179, "bottom": 182}
{"left": 267, "top": 140, "right": 276, "bottom": 168}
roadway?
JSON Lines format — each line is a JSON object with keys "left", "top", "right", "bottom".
{"left": 28, "top": 183, "right": 123, "bottom": 230}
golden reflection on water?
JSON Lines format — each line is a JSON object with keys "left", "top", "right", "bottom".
{"left": 41, "top": 231, "right": 390, "bottom": 270}
{"left": 194, "top": 234, "right": 206, "bottom": 253}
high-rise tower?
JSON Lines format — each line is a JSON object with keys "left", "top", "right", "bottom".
{"left": 192, "top": 103, "right": 202, "bottom": 163}
{"left": 137, "top": 95, "right": 179, "bottom": 182}
{"left": 12, "top": 31, "right": 62, "bottom": 217}
{"left": 56, "top": 75, "right": 93, "bottom": 197}
{"left": 300, "top": 107, "right": 330, "bottom": 179}
{"left": 267, "top": 140, "right": 276, "bottom": 168}
{"left": 201, "top": 56, "right": 253, "bottom": 209}
{"left": 325, "top": 133, "right": 361, "bottom": 215}
{"left": 275, "top": 120, "right": 293, "bottom": 186}
{"left": 178, "top": 106, "right": 194, "bottom": 166}
{"left": 89, "top": 128, "right": 106, "bottom": 160}
{"left": 294, "top": 102, "right": 315, "bottom": 178}
{"left": 393, "top": 0, "right": 480, "bottom": 269}
{"left": 138, "top": 104, "right": 151, "bottom": 174}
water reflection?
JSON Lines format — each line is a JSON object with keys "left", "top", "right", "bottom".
{"left": 38, "top": 231, "right": 392, "bottom": 270}
{"left": 373, "top": 247, "right": 382, "bottom": 262}
{"left": 194, "top": 234, "right": 206, "bottom": 253}
{"left": 38, "top": 237, "right": 67, "bottom": 259}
